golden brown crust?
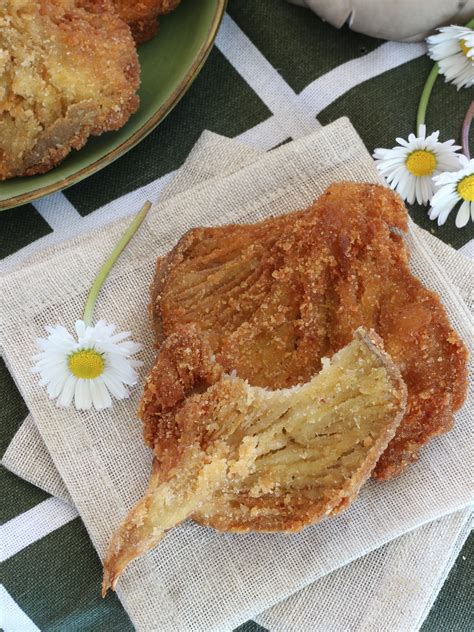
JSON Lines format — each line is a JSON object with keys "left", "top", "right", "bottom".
{"left": 103, "top": 327, "right": 406, "bottom": 591}
{"left": 139, "top": 325, "right": 223, "bottom": 469}
{"left": 0, "top": 0, "right": 140, "bottom": 180}
{"left": 192, "top": 328, "right": 407, "bottom": 532}
{"left": 150, "top": 182, "right": 468, "bottom": 479}
{"left": 128, "top": 17, "right": 159, "bottom": 44}
{"left": 148, "top": 255, "right": 167, "bottom": 344}
{"left": 112, "top": 0, "right": 181, "bottom": 43}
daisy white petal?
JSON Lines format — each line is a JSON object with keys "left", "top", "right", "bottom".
{"left": 429, "top": 158, "right": 474, "bottom": 228}
{"left": 373, "top": 128, "right": 463, "bottom": 205}
{"left": 57, "top": 374, "right": 77, "bottom": 408}
{"left": 429, "top": 196, "right": 456, "bottom": 221}
{"left": 46, "top": 324, "right": 71, "bottom": 338}
{"left": 437, "top": 205, "right": 454, "bottom": 226}
{"left": 110, "top": 331, "right": 132, "bottom": 343}
{"left": 75, "top": 379, "right": 92, "bottom": 410}
{"left": 89, "top": 378, "right": 112, "bottom": 410}
{"left": 395, "top": 137, "right": 411, "bottom": 148}
{"left": 117, "top": 341, "right": 142, "bottom": 355}
{"left": 101, "top": 373, "right": 129, "bottom": 399}
{"left": 455, "top": 200, "right": 471, "bottom": 227}
{"left": 111, "top": 367, "right": 138, "bottom": 385}
{"left": 32, "top": 319, "right": 142, "bottom": 410}
{"left": 427, "top": 25, "right": 474, "bottom": 89}
{"left": 75, "top": 320, "right": 86, "bottom": 338}
{"left": 47, "top": 376, "right": 68, "bottom": 399}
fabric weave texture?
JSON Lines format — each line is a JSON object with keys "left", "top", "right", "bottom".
{"left": 1, "top": 119, "right": 473, "bottom": 632}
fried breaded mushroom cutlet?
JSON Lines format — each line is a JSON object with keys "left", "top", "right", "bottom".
{"left": 112, "top": 0, "right": 181, "bottom": 43}
{"left": 103, "top": 327, "right": 406, "bottom": 592}
{"left": 0, "top": 0, "right": 140, "bottom": 180}
{"left": 151, "top": 182, "right": 468, "bottom": 480}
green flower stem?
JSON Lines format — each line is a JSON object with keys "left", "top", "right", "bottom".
{"left": 416, "top": 17, "right": 474, "bottom": 131}
{"left": 461, "top": 101, "right": 474, "bottom": 159}
{"left": 83, "top": 201, "right": 152, "bottom": 325}
{"left": 416, "top": 63, "right": 439, "bottom": 131}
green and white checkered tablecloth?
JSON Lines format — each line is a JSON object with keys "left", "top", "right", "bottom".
{"left": 1, "top": 2, "right": 472, "bottom": 630}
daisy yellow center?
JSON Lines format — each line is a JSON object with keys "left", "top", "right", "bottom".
{"left": 460, "top": 38, "right": 472, "bottom": 58}
{"left": 457, "top": 174, "right": 474, "bottom": 201}
{"left": 68, "top": 349, "right": 105, "bottom": 379}
{"left": 405, "top": 150, "right": 437, "bottom": 177}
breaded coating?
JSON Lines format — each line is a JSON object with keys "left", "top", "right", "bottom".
{"left": 151, "top": 182, "right": 468, "bottom": 480}
{"left": 103, "top": 327, "right": 406, "bottom": 592}
{"left": 0, "top": 0, "right": 140, "bottom": 180}
{"left": 112, "top": 0, "right": 181, "bottom": 43}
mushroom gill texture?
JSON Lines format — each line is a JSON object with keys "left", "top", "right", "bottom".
{"left": 152, "top": 183, "right": 467, "bottom": 481}
{"left": 102, "top": 327, "right": 406, "bottom": 593}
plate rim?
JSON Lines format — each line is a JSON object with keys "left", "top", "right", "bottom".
{"left": 1, "top": 0, "right": 227, "bottom": 211}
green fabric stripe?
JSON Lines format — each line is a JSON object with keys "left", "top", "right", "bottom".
{"left": 65, "top": 48, "right": 272, "bottom": 215}
{"left": 421, "top": 532, "right": 473, "bottom": 632}
{"left": 2, "top": 519, "right": 133, "bottom": 632}
{"left": 227, "top": 0, "right": 382, "bottom": 93}
{"left": 0, "top": 358, "right": 28, "bottom": 457}
{"left": 0, "top": 204, "right": 52, "bottom": 258}
{"left": 1, "top": 359, "right": 50, "bottom": 523}
{"left": 318, "top": 56, "right": 474, "bottom": 248}
{"left": 0, "top": 358, "right": 48, "bottom": 524}
{"left": 236, "top": 622, "right": 268, "bottom": 632}
{"left": 0, "top": 469, "right": 50, "bottom": 524}
{"left": 271, "top": 137, "right": 293, "bottom": 150}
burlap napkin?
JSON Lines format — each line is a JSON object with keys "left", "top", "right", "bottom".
{"left": 258, "top": 510, "right": 473, "bottom": 632}
{"left": 3, "top": 129, "right": 473, "bottom": 631}
{"left": 1, "top": 119, "right": 472, "bottom": 631}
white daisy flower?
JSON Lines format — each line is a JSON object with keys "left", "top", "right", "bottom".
{"left": 427, "top": 25, "right": 474, "bottom": 89}
{"left": 32, "top": 320, "right": 142, "bottom": 410}
{"left": 429, "top": 156, "right": 474, "bottom": 228}
{"left": 373, "top": 125, "right": 462, "bottom": 205}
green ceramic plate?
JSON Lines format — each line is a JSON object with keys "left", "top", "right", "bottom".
{"left": 0, "top": 0, "right": 226, "bottom": 210}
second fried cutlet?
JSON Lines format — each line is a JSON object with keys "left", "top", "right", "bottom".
{"left": 0, "top": 0, "right": 140, "bottom": 179}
